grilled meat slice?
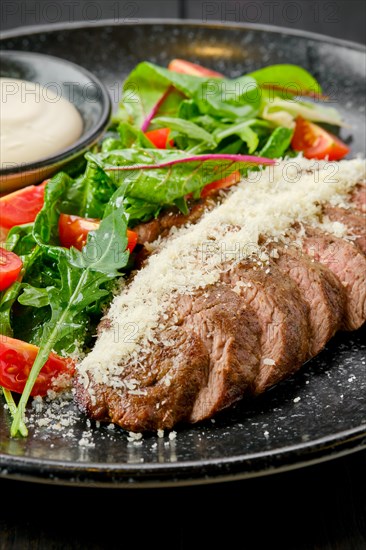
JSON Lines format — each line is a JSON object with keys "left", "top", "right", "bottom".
{"left": 323, "top": 204, "right": 366, "bottom": 254}
{"left": 351, "top": 183, "right": 366, "bottom": 213}
{"left": 302, "top": 226, "right": 366, "bottom": 330}
{"left": 75, "top": 287, "right": 262, "bottom": 431}
{"left": 268, "top": 242, "right": 346, "bottom": 357}
{"left": 221, "top": 261, "right": 310, "bottom": 394}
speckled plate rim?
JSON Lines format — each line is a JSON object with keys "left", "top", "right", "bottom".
{"left": 0, "top": 19, "right": 365, "bottom": 487}
{"left": 0, "top": 424, "right": 365, "bottom": 487}
{"left": 1, "top": 18, "right": 365, "bottom": 52}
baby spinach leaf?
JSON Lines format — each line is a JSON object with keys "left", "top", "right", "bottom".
{"left": 249, "top": 64, "right": 322, "bottom": 95}
{"left": 259, "top": 127, "right": 294, "bottom": 158}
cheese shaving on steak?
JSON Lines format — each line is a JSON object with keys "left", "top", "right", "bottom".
{"left": 77, "top": 157, "right": 366, "bottom": 388}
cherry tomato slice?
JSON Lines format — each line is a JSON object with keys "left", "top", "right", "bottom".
{"left": 291, "top": 117, "right": 349, "bottom": 160}
{"left": 168, "top": 59, "right": 224, "bottom": 78}
{"left": 145, "top": 128, "right": 174, "bottom": 149}
{"left": 0, "top": 248, "right": 23, "bottom": 292}
{"left": 58, "top": 214, "right": 138, "bottom": 253}
{"left": 0, "top": 336, "right": 75, "bottom": 396}
{"left": 0, "top": 180, "right": 48, "bottom": 229}
{"left": 201, "top": 170, "right": 241, "bottom": 198}
{"left": 58, "top": 214, "right": 100, "bottom": 250}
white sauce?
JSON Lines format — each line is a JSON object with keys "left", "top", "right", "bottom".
{"left": 0, "top": 77, "right": 83, "bottom": 167}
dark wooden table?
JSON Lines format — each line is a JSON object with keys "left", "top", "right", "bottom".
{"left": 1, "top": 449, "right": 365, "bottom": 549}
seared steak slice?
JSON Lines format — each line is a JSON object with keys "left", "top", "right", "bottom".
{"left": 76, "top": 329, "right": 209, "bottom": 432}
{"left": 302, "top": 227, "right": 366, "bottom": 330}
{"left": 75, "top": 286, "right": 261, "bottom": 431}
{"left": 268, "top": 242, "right": 345, "bottom": 357}
{"left": 178, "top": 288, "right": 261, "bottom": 422}
{"left": 134, "top": 196, "right": 218, "bottom": 245}
{"left": 323, "top": 205, "right": 366, "bottom": 254}
{"left": 221, "top": 261, "right": 310, "bottom": 394}
{"left": 351, "top": 184, "right": 366, "bottom": 213}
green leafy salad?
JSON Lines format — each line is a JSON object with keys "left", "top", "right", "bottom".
{"left": 0, "top": 59, "right": 348, "bottom": 437}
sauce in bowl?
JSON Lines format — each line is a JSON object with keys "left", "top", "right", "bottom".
{"left": 0, "top": 77, "right": 83, "bottom": 168}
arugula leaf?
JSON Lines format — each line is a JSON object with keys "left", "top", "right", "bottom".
{"left": 18, "top": 285, "right": 50, "bottom": 308}
{"left": 60, "top": 163, "right": 116, "bottom": 219}
{"left": 10, "top": 197, "right": 130, "bottom": 437}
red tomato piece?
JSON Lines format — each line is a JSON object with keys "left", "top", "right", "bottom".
{"left": 291, "top": 117, "right": 349, "bottom": 160}
{"left": 58, "top": 214, "right": 138, "bottom": 253}
{"left": 126, "top": 229, "right": 138, "bottom": 253}
{"left": 58, "top": 213, "right": 100, "bottom": 251}
{"left": 0, "top": 180, "right": 48, "bottom": 229}
{"left": 201, "top": 170, "right": 241, "bottom": 198}
{"left": 0, "top": 248, "right": 23, "bottom": 291}
{"left": 145, "top": 128, "right": 174, "bottom": 149}
{"left": 0, "top": 336, "right": 75, "bottom": 396}
{"left": 168, "top": 59, "right": 224, "bottom": 78}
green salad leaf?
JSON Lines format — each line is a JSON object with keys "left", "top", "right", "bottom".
{"left": 10, "top": 194, "right": 131, "bottom": 437}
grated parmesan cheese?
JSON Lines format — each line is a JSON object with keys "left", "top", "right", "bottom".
{"left": 77, "top": 157, "right": 366, "bottom": 389}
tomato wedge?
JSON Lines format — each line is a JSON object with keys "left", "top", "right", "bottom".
{"left": 58, "top": 214, "right": 138, "bottom": 253}
{"left": 0, "top": 180, "right": 48, "bottom": 229}
{"left": 168, "top": 59, "right": 224, "bottom": 78}
{"left": 0, "top": 248, "right": 23, "bottom": 292}
{"left": 145, "top": 128, "right": 174, "bottom": 149}
{"left": 291, "top": 117, "right": 349, "bottom": 160}
{"left": 0, "top": 336, "right": 75, "bottom": 396}
{"left": 201, "top": 170, "right": 241, "bottom": 198}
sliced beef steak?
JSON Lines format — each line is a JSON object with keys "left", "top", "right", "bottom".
{"left": 267, "top": 242, "right": 346, "bottom": 357}
{"left": 75, "top": 286, "right": 262, "bottom": 431}
{"left": 351, "top": 183, "right": 366, "bottom": 213}
{"left": 178, "top": 288, "right": 261, "bottom": 422}
{"left": 221, "top": 261, "right": 310, "bottom": 394}
{"left": 301, "top": 226, "right": 366, "bottom": 330}
{"left": 323, "top": 204, "right": 366, "bottom": 254}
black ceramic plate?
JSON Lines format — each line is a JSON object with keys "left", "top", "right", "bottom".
{"left": 0, "top": 21, "right": 365, "bottom": 487}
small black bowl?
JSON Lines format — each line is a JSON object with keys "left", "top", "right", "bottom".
{"left": 0, "top": 50, "right": 111, "bottom": 193}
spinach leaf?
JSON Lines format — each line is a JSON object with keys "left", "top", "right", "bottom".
{"left": 259, "top": 127, "right": 294, "bottom": 158}
{"left": 249, "top": 64, "right": 322, "bottom": 95}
